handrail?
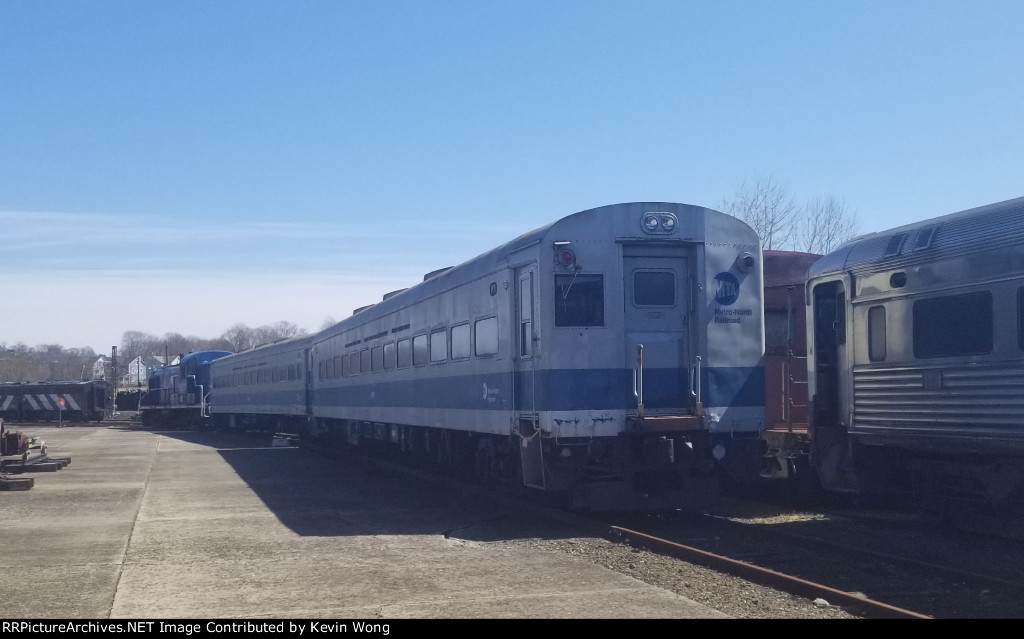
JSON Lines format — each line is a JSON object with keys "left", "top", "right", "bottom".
{"left": 633, "top": 344, "right": 644, "bottom": 420}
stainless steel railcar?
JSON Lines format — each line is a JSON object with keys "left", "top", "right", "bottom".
{"left": 300, "top": 202, "right": 765, "bottom": 510}
{"left": 806, "top": 196, "right": 1024, "bottom": 517}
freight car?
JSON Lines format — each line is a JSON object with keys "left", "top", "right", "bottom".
{"left": 806, "top": 195, "right": 1024, "bottom": 519}
{"left": 0, "top": 380, "right": 111, "bottom": 423}
{"left": 203, "top": 201, "right": 767, "bottom": 511}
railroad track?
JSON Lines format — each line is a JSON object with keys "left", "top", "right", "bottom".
{"left": 611, "top": 499, "right": 1024, "bottom": 619}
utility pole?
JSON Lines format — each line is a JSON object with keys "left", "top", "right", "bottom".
{"left": 111, "top": 346, "right": 119, "bottom": 415}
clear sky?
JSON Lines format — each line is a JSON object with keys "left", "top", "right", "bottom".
{"left": 2, "top": 0, "right": 1022, "bottom": 354}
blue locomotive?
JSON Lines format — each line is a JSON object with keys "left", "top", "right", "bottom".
{"left": 139, "top": 350, "right": 232, "bottom": 428}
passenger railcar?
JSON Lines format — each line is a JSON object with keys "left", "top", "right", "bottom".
{"left": 209, "top": 335, "right": 314, "bottom": 433}
{"left": 297, "top": 202, "right": 766, "bottom": 510}
{"left": 139, "top": 350, "right": 232, "bottom": 428}
{"left": 806, "top": 196, "right": 1024, "bottom": 518}
{"left": 0, "top": 380, "right": 111, "bottom": 422}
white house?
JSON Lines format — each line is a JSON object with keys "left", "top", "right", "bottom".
{"left": 92, "top": 355, "right": 110, "bottom": 380}
{"left": 122, "top": 355, "right": 180, "bottom": 388}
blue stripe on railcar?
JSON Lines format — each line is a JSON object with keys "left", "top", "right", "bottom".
{"left": 312, "top": 366, "right": 764, "bottom": 412}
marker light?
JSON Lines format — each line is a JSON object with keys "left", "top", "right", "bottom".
{"left": 556, "top": 248, "right": 576, "bottom": 267}
{"left": 642, "top": 212, "right": 678, "bottom": 234}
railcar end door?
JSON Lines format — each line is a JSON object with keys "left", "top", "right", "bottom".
{"left": 623, "top": 247, "right": 692, "bottom": 414}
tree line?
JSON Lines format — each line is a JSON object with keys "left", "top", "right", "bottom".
{"left": 0, "top": 320, "right": 313, "bottom": 384}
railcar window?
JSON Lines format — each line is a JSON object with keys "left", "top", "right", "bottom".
{"left": 384, "top": 342, "right": 396, "bottom": 370}
{"left": 360, "top": 349, "right": 371, "bottom": 373}
{"left": 348, "top": 352, "right": 360, "bottom": 375}
{"left": 397, "top": 338, "right": 412, "bottom": 368}
{"left": 555, "top": 274, "right": 604, "bottom": 326}
{"left": 451, "top": 323, "right": 470, "bottom": 359}
{"left": 633, "top": 271, "right": 675, "bottom": 306}
{"left": 913, "top": 292, "right": 992, "bottom": 358}
{"left": 288, "top": 365, "right": 297, "bottom": 381}
{"left": 372, "top": 346, "right": 383, "bottom": 372}
{"left": 296, "top": 366, "right": 302, "bottom": 381}
{"left": 869, "top": 306, "right": 886, "bottom": 362}
{"left": 341, "top": 353, "right": 350, "bottom": 377}
{"left": 474, "top": 317, "right": 498, "bottom": 356}
{"left": 413, "top": 335, "right": 428, "bottom": 366}
{"left": 272, "top": 367, "right": 279, "bottom": 383}
{"left": 430, "top": 329, "right": 447, "bottom": 363}
{"left": 326, "top": 357, "right": 335, "bottom": 379}
{"left": 318, "top": 361, "right": 325, "bottom": 381}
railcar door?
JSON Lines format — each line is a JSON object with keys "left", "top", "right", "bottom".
{"left": 623, "top": 246, "right": 692, "bottom": 414}
{"left": 514, "top": 263, "right": 545, "bottom": 488}
{"left": 513, "top": 265, "right": 537, "bottom": 418}
{"left": 808, "top": 277, "right": 855, "bottom": 491}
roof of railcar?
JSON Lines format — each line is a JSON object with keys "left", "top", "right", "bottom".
{"left": 317, "top": 202, "right": 748, "bottom": 341}
{"left": 809, "top": 195, "right": 1024, "bottom": 278}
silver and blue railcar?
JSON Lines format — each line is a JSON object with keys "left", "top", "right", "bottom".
{"left": 307, "top": 202, "right": 765, "bottom": 509}
{"left": 806, "top": 195, "right": 1024, "bottom": 516}
{"left": 209, "top": 335, "right": 314, "bottom": 433}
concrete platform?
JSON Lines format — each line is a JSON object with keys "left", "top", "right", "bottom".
{"left": 0, "top": 425, "right": 730, "bottom": 619}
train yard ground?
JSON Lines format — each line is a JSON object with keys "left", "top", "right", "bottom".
{"left": 0, "top": 421, "right": 735, "bottom": 619}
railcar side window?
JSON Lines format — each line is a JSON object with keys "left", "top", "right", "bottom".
{"left": 633, "top": 271, "right": 675, "bottom": 306}
{"left": 318, "top": 361, "right": 325, "bottom": 381}
{"left": 868, "top": 306, "right": 886, "bottom": 362}
{"left": 383, "top": 342, "right": 396, "bottom": 370}
{"left": 397, "top": 338, "right": 412, "bottom": 368}
{"left": 326, "top": 357, "right": 335, "bottom": 379}
{"left": 430, "top": 329, "right": 447, "bottom": 363}
{"left": 475, "top": 317, "right": 498, "bottom": 356}
{"left": 413, "top": 334, "right": 428, "bottom": 366}
{"left": 913, "top": 292, "right": 993, "bottom": 358}
{"left": 555, "top": 274, "right": 604, "bottom": 327}
{"left": 451, "top": 323, "right": 470, "bottom": 360}
{"left": 348, "top": 352, "right": 359, "bottom": 375}
{"left": 360, "top": 349, "right": 371, "bottom": 373}
{"left": 372, "top": 346, "right": 383, "bottom": 372}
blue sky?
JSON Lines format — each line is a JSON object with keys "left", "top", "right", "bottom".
{"left": 2, "top": 1, "right": 1022, "bottom": 353}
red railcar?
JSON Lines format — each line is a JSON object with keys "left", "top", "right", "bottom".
{"left": 760, "top": 251, "right": 821, "bottom": 486}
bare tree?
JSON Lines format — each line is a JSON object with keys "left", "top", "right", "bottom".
{"left": 221, "top": 323, "right": 255, "bottom": 352}
{"left": 798, "top": 195, "right": 860, "bottom": 254}
{"left": 721, "top": 174, "right": 799, "bottom": 250}
{"left": 320, "top": 316, "right": 337, "bottom": 331}
{"left": 120, "top": 330, "right": 158, "bottom": 364}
